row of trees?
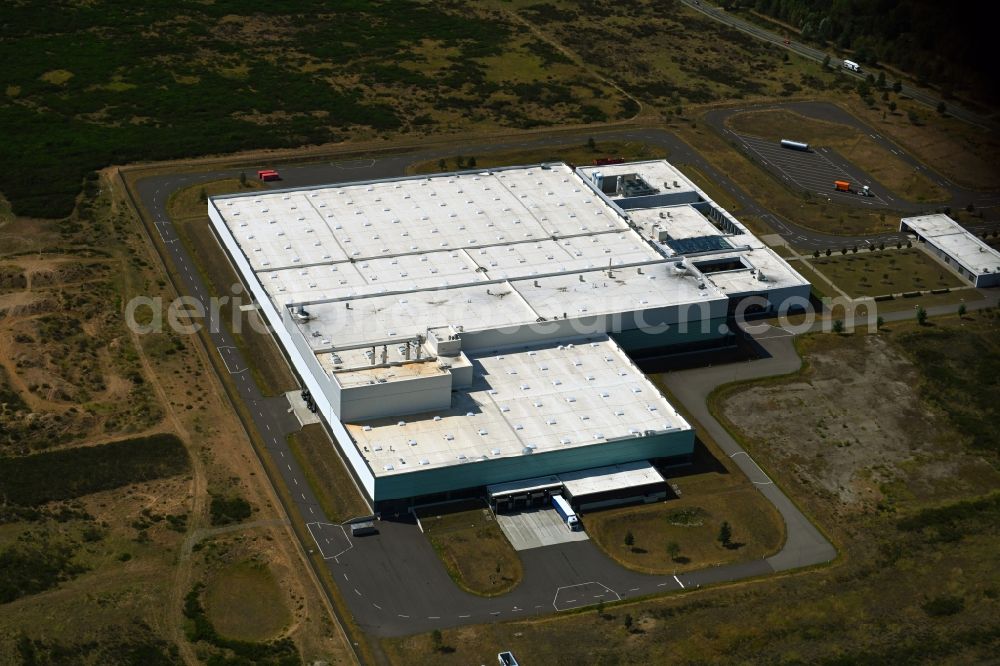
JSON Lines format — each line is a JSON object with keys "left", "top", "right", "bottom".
{"left": 813, "top": 240, "right": 912, "bottom": 258}
{"left": 437, "top": 156, "right": 478, "bottom": 171}
{"left": 623, "top": 520, "right": 737, "bottom": 561}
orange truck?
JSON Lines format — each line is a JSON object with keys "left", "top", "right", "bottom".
{"left": 834, "top": 180, "right": 851, "bottom": 192}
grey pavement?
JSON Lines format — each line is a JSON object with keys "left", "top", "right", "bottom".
{"left": 125, "top": 120, "right": 998, "bottom": 637}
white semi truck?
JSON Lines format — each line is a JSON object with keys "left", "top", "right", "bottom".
{"left": 552, "top": 494, "right": 581, "bottom": 531}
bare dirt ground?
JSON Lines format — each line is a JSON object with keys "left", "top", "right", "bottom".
{"left": 0, "top": 175, "right": 354, "bottom": 664}
{"left": 718, "top": 333, "right": 998, "bottom": 519}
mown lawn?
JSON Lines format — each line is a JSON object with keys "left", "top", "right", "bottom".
{"left": 808, "top": 247, "right": 963, "bottom": 297}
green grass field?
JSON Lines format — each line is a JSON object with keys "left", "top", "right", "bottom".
{"left": 806, "top": 247, "right": 963, "bottom": 296}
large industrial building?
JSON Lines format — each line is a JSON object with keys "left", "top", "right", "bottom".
{"left": 208, "top": 160, "right": 809, "bottom": 507}
{"left": 901, "top": 213, "right": 1000, "bottom": 288}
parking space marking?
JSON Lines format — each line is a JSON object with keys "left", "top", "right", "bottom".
{"left": 730, "top": 451, "right": 773, "bottom": 485}
{"left": 216, "top": 345, "right": 246, "bottom": 374}
{"left": 306, "top": 522, "right": 354, "bottom": 561}
{"left": 737, "top": 135, "right": 887, "bottom": 205}
{"left": 553, "top": 582, "right": 621, "bottom": 611}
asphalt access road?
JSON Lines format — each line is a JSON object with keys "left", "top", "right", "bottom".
{"left": 136, "top": 123, "right": 996, "bottom": 256}
{"left": 680, "top": 0, "right": 998, "bottom": 131}
{"left": 701, "top": 101, "right": 1000, "bottom": 249}
{"left": 129, "top": 122, "right": 993, "bottom": 636}
{"left": 130, "top": 131, "right": 837, "bottom": 637}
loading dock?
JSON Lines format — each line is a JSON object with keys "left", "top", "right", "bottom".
{"left": 560, "top": 461, "right": 668, "bottom": 512}
{"left": 488, "top": 475, "right": 563, "bottom": 514}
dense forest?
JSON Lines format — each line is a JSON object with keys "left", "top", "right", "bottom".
{"left": 731, "top": 0, "right": 997, "bottom": 103}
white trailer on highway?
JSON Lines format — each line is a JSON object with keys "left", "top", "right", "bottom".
{"left": 842, "top": 59, "right": 862, "bottom": 73}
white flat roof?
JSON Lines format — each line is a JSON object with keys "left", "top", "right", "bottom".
{"left": 560, "top": 460, "right": 665, "bottom": 498}
{"left": 346, "top": 336, "right": 689, "bottom": 477}
{"left": 577, "top": 160, "right": 696, "bottom": 197}
{"left": 487, "top": 474, "right": 563, "bottom": 498}
{"left": 698, "top": 240, "right": 810, "bottom": 294}
{"left": 629, "top": 205, "right": 722, "bottom": 241}
{"left": 294, "top": 261, "right": 724, "bottom": 350}
{"left": 903, "top": 214, "right": 1000, "bottom": 275}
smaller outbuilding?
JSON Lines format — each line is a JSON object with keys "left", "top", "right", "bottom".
{"left": 900, "top": 214, "right": 1000, "bottom": 288}
{"left": 560, "top": 460, "right": 668, "bottom": 511}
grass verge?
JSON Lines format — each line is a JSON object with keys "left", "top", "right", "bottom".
{"left": 419, "top": 505, "right": 523, "bottom": 596}
{"left": 287, "top": 424, "right": 371, "bottom": 523}
{"left": 407, "top": 140, "right": 667, "bottom": 175}
{"left": 166, "top": 188, "right": 296, "bottom": 397}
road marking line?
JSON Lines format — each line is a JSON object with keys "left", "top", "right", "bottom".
{"left": 373, "top": 603, "right": 382, "bottom": 610}
{"left": 398, "top": 614, "right": 409, "bottom": 619}
{"left": 674, "top": 575, "right": 685, "bottom": 589}
{"left": 458, "top": 614, "right": 470, "bottom": 618}
{"left": 354, "top": 588, "right": 361, "bottom": 596}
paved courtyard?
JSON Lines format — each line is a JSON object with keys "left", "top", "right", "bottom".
{"left": 496, "top": 508, "right": 590, "bottom": 551}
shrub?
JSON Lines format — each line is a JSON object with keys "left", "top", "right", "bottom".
{"left": 209, "top": 495, "right": 252, "bottom": 526}
{"left": 0, "top": 434, "right": 189, "bottom": 506}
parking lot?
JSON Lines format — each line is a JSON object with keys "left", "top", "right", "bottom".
{"left": 736, "top": 134, "right": 888, "bottom": 206}
{"left": 496, "top": 508, "right": 590, "bottom": 551}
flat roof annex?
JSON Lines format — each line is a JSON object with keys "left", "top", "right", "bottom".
{"left": 346, "top": 336, "right": 688, "bottom": 477}
{"left": 902, "top": 214, "right": 1000, "bottom": 275}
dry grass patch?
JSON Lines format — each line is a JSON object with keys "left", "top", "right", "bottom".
{"left": 841, "top": 95, "right": 1000, "bottom": 191}
{"left": 203, "top": 561, "right": 290, "bottom": 642}
{"left": 586, "top": 486, "right": 783, "bottom": 574}
{"left": 286, "top": 424, "right": 370, "bottom": 523}
{"left": 420, "top": 505, "right": 522, "bottom": 596}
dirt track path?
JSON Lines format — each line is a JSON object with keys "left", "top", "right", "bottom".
{"left": 118, "top": 224, "right": 206, "bottom": 666}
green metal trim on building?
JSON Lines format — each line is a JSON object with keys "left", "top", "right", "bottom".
{"left": 374, "top": 430, "right": 693, "bottom": 501}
